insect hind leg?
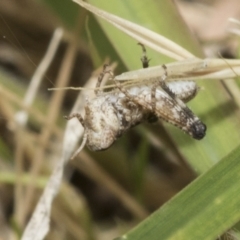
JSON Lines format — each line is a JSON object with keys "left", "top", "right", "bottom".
{"left": 95, "top": 64, "right": 113, "bottom": 95}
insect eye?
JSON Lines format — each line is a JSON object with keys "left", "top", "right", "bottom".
{"left": 191, "top": 122, "right": 207, "bottom": 140}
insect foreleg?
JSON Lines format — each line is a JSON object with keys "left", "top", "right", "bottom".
{"left": 94, "top": 64, "right": 113, "bottom": 95}
{"left": 138, "top": 43, "right": 150, "bottom": 68}
{"left": 64, "top": 113, "right": 85, "bottom": 127}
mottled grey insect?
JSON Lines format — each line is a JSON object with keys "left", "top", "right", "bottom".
{"left": 65, "top": 46, "right": 206, "bottom": 157}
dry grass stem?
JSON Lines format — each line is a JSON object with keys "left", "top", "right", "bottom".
{"left": 72, "top": 0, "right": 195, "bottom": 60}
{"left": 114, "top": 58, "right": 240, "bottom": 89}
{"left": 13, "top": 28, "right": 63, "bottom": 227}
{"left": 22, "top": 32, "right": 78, "bottom": 237}
{"left": 14, "top": 28, "right": 63, "bottom": 126}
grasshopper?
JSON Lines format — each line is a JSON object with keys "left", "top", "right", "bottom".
{"left": 65, "top": 45, "right": 206, "bottom": 157}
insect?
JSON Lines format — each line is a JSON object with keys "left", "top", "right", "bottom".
{"left": 65, "top": 45, "right": 206, "bottom": 157}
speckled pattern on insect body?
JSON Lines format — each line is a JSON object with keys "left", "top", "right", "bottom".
{"left": 65, "top": 75, "right": 206, "bottom": 157}
{"left": 65, "top": 45, "right": 207, "bottom": 159}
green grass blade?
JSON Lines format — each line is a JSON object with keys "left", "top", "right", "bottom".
{"left": 117, "top": 145, "right": 240, "bottom": 240}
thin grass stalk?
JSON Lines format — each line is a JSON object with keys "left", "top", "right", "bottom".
{"left": 20, "top": 31, "right": 77, "bottom": 223}
{"left": 13, "top": 28, "right": 63, "bottom": 227}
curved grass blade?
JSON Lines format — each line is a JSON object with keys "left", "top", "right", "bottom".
{"left": 117, "top": 145, "right": 240, "bottom": 240}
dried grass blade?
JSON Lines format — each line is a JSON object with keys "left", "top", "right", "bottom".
{"left": 72, "top": 0, "right": 194, "bottom": 60}
{"left": 15, "top": 28, "right": 63, "bottom": 126}
{"left": 21, "top": 159, "right": 64, "bottom": 240}
{"left": 21, "top": 64, "right": 112, "bottom": 240}
{"left": 115, "top": 58, "right": 240, "bottom": 81}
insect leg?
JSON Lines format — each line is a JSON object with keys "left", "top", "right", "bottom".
{"left": 149, "top": 64, "right": 173, "bottom": 114}
{"left": 137, "top": 44, "right": 177, "bottom": 107}
{"left": 64, "top": 113, "right": 85, "bottom": 127}
{"left": 148, "top": 64, "right": 172, "bottom": 122}
{"left": 150, "top": 81, "right": 159, "bottom": 111}
{"left": 114, "top": 78, "right": 157, "bottom": 125}
{"left": 138, "top": 43, "right": 161, "bottom": 111}
{"left": 114, "top": 79, "right": 134, "bottom": 99}
{"left": 157, "top": 64, "right": 177, "bottom": 99}
{"left": 64, "top": 113, "right": 88, "bottom": 159}
{"left": 94, "top": 64, "right": 112, "bottom": 95}
{"left": 138, "top": 43, "right": 150, "bottom": 68}
{"left": 156, "top": 65, "right": 199, "bottom": 113}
